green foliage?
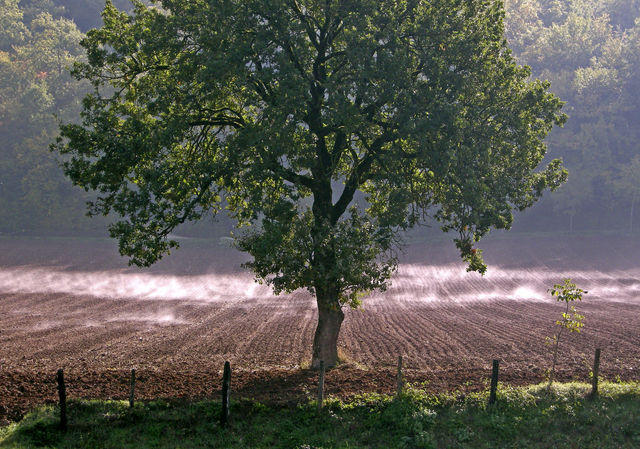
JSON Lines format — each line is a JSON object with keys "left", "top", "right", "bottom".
{"left": 0, "top": 0, "right": 27, "bottom": 51}
{"left": 546, "top": 278, "right": 587, "bottom": 387}
{"left": 0, "top": 1, "right": 107, "bottom": 234}
{"left": 505, "top": 0, "right": 640, "bottom": 232}
{"left": 54, "top": 0, "right": 566, "bottom": 311}
{"left": 18, "top": 0, "right": 137, "bottom": 31}
{"left": 549, "top": 278, "right": 587, "bottom": 303}
{"left": 3, "top": 0, "right": 640, "bottom": 237}
{"left": 2, "top": 383, "right": 640, "bottom": 448}
{"left": 613, "top": 154, "right": 640, "bottom": 233}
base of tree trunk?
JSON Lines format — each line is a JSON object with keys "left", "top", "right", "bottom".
{"left": 311, "top": 306, "right": 344, "bottom": 369}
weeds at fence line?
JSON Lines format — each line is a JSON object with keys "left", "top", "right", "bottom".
{"left": 48, "top": 350, "right": 608, "bottom": 432}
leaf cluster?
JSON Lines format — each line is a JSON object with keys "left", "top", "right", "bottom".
{"left": 548, "top": 278, "right": 587, "bottom": 304}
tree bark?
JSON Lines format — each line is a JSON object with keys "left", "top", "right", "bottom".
{"left": 630, "top": 196, "right": 635, "bottom": 234}
{"left": 569, "top": 213, "right": 574, "bottom": 234}
{"left": 311, "top": 302, "right": 344, "bottom": 369}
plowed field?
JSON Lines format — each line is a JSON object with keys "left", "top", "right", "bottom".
{"left": 1, "top": 234, "right": 640, "bottom": 424}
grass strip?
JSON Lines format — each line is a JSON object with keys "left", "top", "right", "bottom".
{"left": 1, "top": 382, "right": 639, "bottom": 448}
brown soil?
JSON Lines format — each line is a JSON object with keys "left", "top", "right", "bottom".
{"left": 1, "top": 234, "right": 640, "bottom": 424}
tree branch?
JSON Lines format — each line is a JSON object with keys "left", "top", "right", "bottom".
{"left": 331, "top": 132, "right": 395, "bottom": 223}
{"left": 188, "top": 106, "right": 246, "bottom": 129}
{"left": 159, "top": 176, "right": 216, "bottom": 237}
{"left": 269, "top": 163, "right": 315, "bottom": 190}
{"left": 288, "top": 0, "right": 321, "bottom": 50}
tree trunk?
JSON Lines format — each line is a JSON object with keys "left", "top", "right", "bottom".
{"left": 547, "top": 332, "right": 561, "bottom": 389}
{"left": 630, "top": 196, "right": 635, "bottom": 234}
{"left": 569, "top": 213, "right": 574, "bottom": 234}
{"left": 311, "top": 303, "right": 344, "bottom": 369}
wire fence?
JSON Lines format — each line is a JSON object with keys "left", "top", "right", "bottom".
{"left": 47, "top": 347, "right": 605, "bottom": 431}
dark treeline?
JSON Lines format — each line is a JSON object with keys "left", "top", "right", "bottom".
{"left": 1, "top": 0, "right": 639, "bottom": 236}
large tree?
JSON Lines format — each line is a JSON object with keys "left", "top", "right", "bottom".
{"left": 55, "top": 0, "right": 567, "bottom": 367}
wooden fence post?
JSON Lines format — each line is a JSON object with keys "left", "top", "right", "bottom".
{"left": 317, "top": 361, "right": 325, "bottom": 412}
{"left": 489, "top": 359, "right": 499, "bottom": 406}
{"left": 396, "top": 356, "right": 404, "bottom": 396}
{"left": 129, "top": 369, "right": 136, "bottom": 409}
{"left": 56, "top": 369, "right": 67, "bottom": 431}
{"left": 221, "top": 361, "right": 231, "bottom": 427}
{"left": 590, "top": 348, "right": 601, "bottom": 400}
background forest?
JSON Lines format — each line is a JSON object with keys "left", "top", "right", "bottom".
{"left": 0, "top": 0, "right": 639, "bottom": 236}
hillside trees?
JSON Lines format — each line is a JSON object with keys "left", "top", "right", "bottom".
{"left": 614, "top": 157, "right": 640, "bottom": 233}
{"left": 18, "top": 0, "right": 135, "bottom": 31}
{"left": 0, "top": 0, "right": 101, "bottom": 232}
{"left": 504, "top": 0, "right": 640, "bottom": 231}
{"left": 55, "top": 0, "right": 567, "bottom": 366}
{"left": 0, "top": 0, "right": 27, "bottom": 51}
{"left": 1, "top": 0, "right": 637, "bottom": 236}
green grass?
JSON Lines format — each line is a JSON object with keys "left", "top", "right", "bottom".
{"left": 2, "top": 382, "right": 640, "bottom": 448}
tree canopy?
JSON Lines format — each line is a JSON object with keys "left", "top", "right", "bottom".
{"left": 2, "top": 0, "right": 640, "bottom": 236}
{"left": 54, "top": 0, "right": 566, "bottom": 365}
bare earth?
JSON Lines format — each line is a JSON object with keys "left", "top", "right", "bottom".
{"left": 1, "top": 233, "right": 640, "bottom": 423}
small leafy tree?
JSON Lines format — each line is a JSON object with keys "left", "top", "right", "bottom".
{"left": 546, "top": 278, "right": 587, "bottom": 388}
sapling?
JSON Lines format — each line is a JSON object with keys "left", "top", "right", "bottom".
{"left": 545, "top": 279, "right": 587, "bottom": 389}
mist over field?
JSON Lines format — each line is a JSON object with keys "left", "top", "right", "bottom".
{"left": 2, "top": 233, "right": 640, "bottom": 306}
{"left": 1, "top": 242, "right": 640, "bottom": 307}
{"left": 1, "top": 235, "right": 640, "bottom": 380}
